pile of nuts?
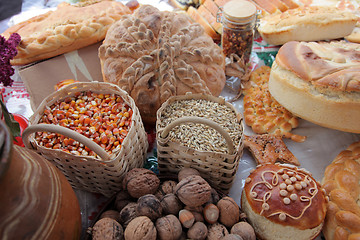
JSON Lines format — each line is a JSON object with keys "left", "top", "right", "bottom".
{"left": 90, "top": 167, "right": 256, "bottom": 240}
{"left": 35, "top": 91, "right": 133, "bottom": 158}
{"left": 159, "top": 99, "right": 243, "bottom": 154}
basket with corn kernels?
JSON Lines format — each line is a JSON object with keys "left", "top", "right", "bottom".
{"left": 23, "top": 81, "right": 148, "bottom": 197}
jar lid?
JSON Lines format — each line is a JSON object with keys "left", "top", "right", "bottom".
{"left": 223, "top": 0, "right": 257, "bottom": 23}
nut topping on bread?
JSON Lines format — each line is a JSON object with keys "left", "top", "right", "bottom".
{"left": 2, "top": 0, "right": 131, "bottom": 65}
{"left": 242, "top": 164, "right": 327, "bottom": 240}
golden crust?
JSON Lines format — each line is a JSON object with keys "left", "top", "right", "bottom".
{"left": 322, "top": 141, "right": 360, "bottom": 240}
{"left": 243, "top": 66, "right": 306, "bottom": 142}
{"left": 244, "top": 134, "right": 300, "bottom": 166}
{"left": 2, "top": 0, "right": 131, "bottom": 65}
{"left": 243, "top": 164, "right": 327, "bottom": 231}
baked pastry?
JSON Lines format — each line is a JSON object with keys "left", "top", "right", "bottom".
{"left": 322, "top": 140, "right": 360, "bottom": 240}
{"left": 241, "top": 163, "right": 327, "bottom": 240}
{"left": 258, "top": 6, "right": 358, "bottom": 45}
{"left": 268, "top": 40, "right": 360, "bottom": 133}
{"left": 99, "top": 5, "right": 226, "bottom": 125}
{"left": 243, "top": 66, "right": 306, "bottom": 142}
{"left": 244, "top": 134, "right": 300, "bottom": 166}
{"left": 2, "top": 0, "right": 131, "bottom": 65}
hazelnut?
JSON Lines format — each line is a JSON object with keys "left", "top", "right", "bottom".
{"left": 156, "top": 214, "right": 183, "bottom": 240}
{"left": 136, "top": 194, "right": 162, "bottom": 221}
{"left": 175, "top": 175, "right": 211, "bottom": 207}
{"left": 221, "top": 234, "right": 244, "bottom": 240}
{"left": 124, "top": 216, "right": 156, "bottom": 240}
{"left": 122, "top": 168, "right": 160, "bottom": 198}
{"left": 178, "top": 209, "right": 195, "bottom": 228}
{"left": 187, "top": 221, "right": 208, "bottom": 240}
{"left": 160, "top": 193, "right": 183, "bottom": 215}
{"left": 92, "top": 217, "right": 123, "bottom": 240}
{"left": 217, "top": 196, "right": 240, "bottom": 228}
{"left": 115, "top": 190, "right": 133, "bottom": 212}
{"left": 119, "top": 202, "right": 138, "bottom": 227}
{"left": 230, "top": 222, "right": 256, "bottom": 240}
{"left": 99, "top": 210, "right": 120, "bottom": 223}
{"left": 191, "top": 211, "right": 205, "bottom": 222}
{"left": 203, "top": 203, "right": 219, "bottom": 224}
{"left": 178, "top": 168, "right": 201, "bottom": 182}
{"left": 184, "top": 205, "right": 204, "bottom": 213}
{"left": 207, "top": 223, "right": 229, "bottom": 240}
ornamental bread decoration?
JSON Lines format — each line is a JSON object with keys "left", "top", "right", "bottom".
{"left": 99, "top": 5, "right": 226, "bottom": 125}
{"left": 2, "top": 0, "right": 131, "bottom": 65}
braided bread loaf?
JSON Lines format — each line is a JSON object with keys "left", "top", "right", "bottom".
{"left": 98, "top": 5, "right": 226, "bottom": 125}
{"left": 322, "top": 141, "right": 360, "bottom": 240}
{"left": 2, "top": 0, "right": 131, "bottom": 65}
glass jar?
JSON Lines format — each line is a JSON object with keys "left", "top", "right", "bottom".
{"left": 218, "top": 0, "right": 257, "bottom": 64}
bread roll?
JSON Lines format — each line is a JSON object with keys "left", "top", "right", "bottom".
{"left": 322, "top": 141, "right": 360, "bottom": 240}
{"left": 99, "top": 5, "right": 226, "bottom": 125}
{"left": 269, "top": 40, "right": 360, "bottom": 133}
{"left": 258, "top": 6, "right": 358, "bottom": 45}
{"left": 2, "top": 0, "right": 131, "bottom": 65}
{"left": 241, "top": 163, "right": 327, "bottom": 240}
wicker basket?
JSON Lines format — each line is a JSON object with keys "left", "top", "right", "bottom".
{"left": 22, "top": 82, "right": 148, "bottom": 197}
{"left": 156, "top": 93, "right": 244, "bottom": 194}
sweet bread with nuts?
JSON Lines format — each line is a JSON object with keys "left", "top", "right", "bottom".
{"left": 2, "top": 0, "right": 131, "bottom": 65}
{"left": 321, "top": 140, "right": 360, "bottom": 240}
{"left": 241, "top": 163, "right": 327, "bottom": 240}
{"left": 243, "top": 65, "right": 306, "bottom": 142}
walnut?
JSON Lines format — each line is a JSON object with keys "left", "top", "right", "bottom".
{"left": 187, "top": 221, "right": 208, "bottom": 240}
{"left": 155, "top": 214, "right": 183, "bottom": 240}
{"left": 99, "top": 210, "right": 120, "bottom": 223}
{"left": 119, "top": 202, "right": 138, "bottom": 228}
{"left": 230, "top": 222, "right": 256, "bottom": 240}
{"left": 99, "top": 5, "right": 226, "bottom": 124}
{"left": 208, "top": 188, "right": 220, "bottom": 204}
{"left": 174, "top": 175, "right": 211, "bottom": 207}
{"left": 207, "top": 223, "right": 229, "bottom": 240}
{"left": 136, "top": 194, "right": 162, "bottom": 221}
{"left": 160, "top": 193, "right": 183, "bottom": 215}
{"left": 124, "top": 216, "right": 156, "bottom": 240}
{"left": 217, "top": 196, "right": 240, "bottom": 228}
{"left": 92, "top": 217, "right": 124, "bottom": 240}
{"left": 115, "top": 190, "right": 134, "bottom": 212}
{"left": 155, "top": 180, "right": 178, "bottom": 199}
{"left": 122, "top": 168, "right": 160, "bottom": 198}
{"left": 178, "top": 168, "right": 201, "bottom": 182}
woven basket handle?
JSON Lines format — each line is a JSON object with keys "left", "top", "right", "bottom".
{"left": 22, "top": 124, "right": 111, "bottom": 161}
{"left": 160, "top": 116, "right": 235, "bottom": 155}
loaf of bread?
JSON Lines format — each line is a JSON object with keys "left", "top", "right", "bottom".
{"left": 1, "top": 0, "right": 131, "bottom": 65}
{"left": 99, "top": 5, "right": 226, "bottom": 125}
{"left": 241, "top": 163, "right": 327, "bottom": 240}
{"left": 322, "top": 140, "right": 360, "bottom": 240}
{"left": 258, "top": 6, "right": 358, "bottom": 45}
{"left": 269, "top": 40, "right": 360, "bottom": 133}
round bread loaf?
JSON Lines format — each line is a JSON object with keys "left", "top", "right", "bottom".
{"left": 268, "top": 41, "right": 360, "bottom": 133}
{"left": 322, "top": 141, "right": 360, "bottom": 240}
{"left": 99, "top": 5, "right": 226, "bottom": 125}
{"left": 241, "top": 163, "right": 327, "bottom": 240}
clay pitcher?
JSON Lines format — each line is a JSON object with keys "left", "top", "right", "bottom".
{"left": 0, "top": 120, "right": 81, "bottom": 239}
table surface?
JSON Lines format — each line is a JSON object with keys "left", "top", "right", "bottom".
{"left": 1, "top": 1, "right": 360, "bottom": 239}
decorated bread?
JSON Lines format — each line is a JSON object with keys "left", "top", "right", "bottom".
{"left": 258, "top": 6, "right": 357, "bottom": 45}
{"left": 269, "top": 40, "right": 360, "bottom": 133}
{"left": 98, "top": 5, "right": 226, "bottom": 125}
{"left": 241, "top": 163, "right": 327, "bottom": 240}
{"left": 2, "top": 0, "right": 131, "bottom": 65}
{"left": 243, "top": 66, "right": 305, "bottom": 142}
{"left": 322, "top": 141, "right": 360, "bottom": 240}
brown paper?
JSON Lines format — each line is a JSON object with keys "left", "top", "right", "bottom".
{"left": 18, "top": 42, "right": 103, "bottom": 111}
